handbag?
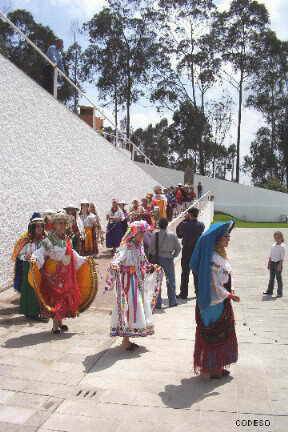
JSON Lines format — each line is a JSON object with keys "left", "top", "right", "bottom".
{"left": 149, "top": 232, "right": 159, "bottom": 264}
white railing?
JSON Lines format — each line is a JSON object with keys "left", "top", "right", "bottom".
{"left": 168, "top": 191, "right": 214, "bottom": 234}
{"left": 0, "top": 9, "right": 155, "bottom": 166}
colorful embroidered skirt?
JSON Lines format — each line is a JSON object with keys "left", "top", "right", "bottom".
{"left": 194, "top": 300, "right": 238, "bottom": 373}
{"left": 109, "top": 266, "right": 162, "bottom": 337}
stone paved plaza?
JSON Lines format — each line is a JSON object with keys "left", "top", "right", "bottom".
{"left": 0, "top": 228, "right": 287, "bottom": 432}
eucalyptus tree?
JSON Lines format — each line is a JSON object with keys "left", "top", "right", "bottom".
{"left": 212, "top": 0, "right": 269, "bottom": 182}
{"left": 83, "top": 1, "right": 158, "bottom": 138}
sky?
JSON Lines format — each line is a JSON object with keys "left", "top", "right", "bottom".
{"left": 1, "top": 0, "right": 288, "bottom": 179}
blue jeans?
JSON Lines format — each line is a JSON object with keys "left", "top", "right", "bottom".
{"left": 156, "top": 257, "right": 177, "bottom": 307}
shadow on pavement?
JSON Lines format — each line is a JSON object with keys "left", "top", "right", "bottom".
{"left": 83, "top": 345, "right": 149, "bottom": 373}
{"left": 159, "top": 375, "right": 233, "bottom": 409}
{"left": 261, "top": 295, "right": 277, "bottom": 302}
{"left": 0, "top": 316, "right": 31, "bottom": 327}
{"left": 3, "top": 331, "right": 76, "bottom": 348}
{"left": 0, "top": 306, "right": 20, "bottom": 316}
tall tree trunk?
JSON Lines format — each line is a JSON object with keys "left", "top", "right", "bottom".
{"left": 190, "top": 22, "right": 197, "bottom": 107}
{"left": 73, "top": 48, "right": 78, "bottom": 113}
{"left": 198, "top": 140, "right": 205, "bottom": 176}
{"left": 271, "top": 88, "right": 275, "bottom": 178}
{"left": 126, "top": 68, "right": 132, "bottom": 139}
{"left": 231, "top": 157, "right": 235, "bottom": 182}
{"left": 114, "top": 85, "right": 118, "bottom": 145}
{"left": 126, "top": 98, "right": 131, "bottom": 140}
{"left": 236, "top": 70, "right": 243, "bottom": 183}
{"left": 201, "top": 91, "right": 204, "bottom": 113}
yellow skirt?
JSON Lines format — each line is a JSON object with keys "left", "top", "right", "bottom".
{"left": 28, "top": 257, "right": 98, "bottom": 315}
{"left": 84, "top": 227, "right": 94, "bottom": 254}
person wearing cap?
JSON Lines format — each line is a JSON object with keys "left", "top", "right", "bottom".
{"left": 146, "top": 193, "right": 153, "bottom": 207}
{"left": 152, "top": 186, "right": 167, "bottom": 221}
{"left": 12, "top": 215, "right": 48, "bottom": 321}
{"left": 64, "top": 205, "right": 85, "bottom": 253}
{"left": 176, "top": 207, "right": 205, "bottom": 299}
{"left": 42, "top": 210, "right": 56, "bottom": 233}
{"left": 106, "top": 200, "right": 125, "bottom": 253}
{"left": 79, "top": 201, "right": 99, "bottom": 256}
{"left": 128, "top": 199, "right": 145, "bottom": 223}
{"left": 118, "top": 201, "right": 129, "bottom": 237}
{"left": 89, "top": 203, "right": 104, "bottom": 254}
{"left": 141, "top": 198, "right": 153, "bottom": 226}
{"left": 30, "top": 211, "right": 87, "bottom": 334}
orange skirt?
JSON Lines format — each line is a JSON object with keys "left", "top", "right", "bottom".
{"left": 84, "top": 227, "right": 94, "bottom": 254}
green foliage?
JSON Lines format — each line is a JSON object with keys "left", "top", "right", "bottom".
{"left": 0, "top": 9, "right": 74, "bottom": 104}
{"left": 82, "top": 3, "right": 158, "bottom": 137}
{"left": 212, "top": 0, "right": 269, "bottom": 182}
{"left": 245, "top": 30, "right": 288, "bottom": 191}
{"left": 213, "top": 212, "right": 288, "bottom": 228}
{"left": 131, "top": 119, "right": 170, "bottom": 167}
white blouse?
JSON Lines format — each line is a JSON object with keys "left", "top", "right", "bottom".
{"left": 112, "top": 244, "right": 147, "bottom": 271}
{"left": 18, "top": 241, "right": 44, "bottom": 262}
{"left": 80, "top": 213, "right": 97, "bottom": 228}
{"left": 270, "top": 243, "right": 286, "bottom": 262}
{"left": 210, "top": 252, "right": 232, "bottom": 305}
{"left": 107, "top": 209, "right": 125, "bottom": 222}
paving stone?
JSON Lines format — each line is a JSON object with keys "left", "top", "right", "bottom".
{"left": 0, "top": 390, "right": 15, "bottom": 404}
{"left": 0, "top": 228, "right": 288, "bottom": 431}
{"left": 0, "top": 405, "right": 35, "bottom": 425}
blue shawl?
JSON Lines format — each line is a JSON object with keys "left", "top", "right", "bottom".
{"left": 190, "top": 221, "right": 233, "bottom": 311}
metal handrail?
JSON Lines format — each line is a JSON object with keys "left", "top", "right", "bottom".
{"left": 169, "top": 191, "right": 212, "bottom": 227}
{"left": 0, "top": 9, "right": 155, "bottom": 166}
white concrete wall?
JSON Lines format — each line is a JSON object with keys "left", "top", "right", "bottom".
{"left": 194, "top": 174, "right": 288, "bottom": 222}
{"left": 135, "top": 163, "right": 184, "bottom": 187}
{"left": 0, "top": 54, "right": 159, "bottom": 290}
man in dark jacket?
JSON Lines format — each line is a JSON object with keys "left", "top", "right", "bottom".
{"left": 176, "top": 207, "right": 205, "bottom": 299}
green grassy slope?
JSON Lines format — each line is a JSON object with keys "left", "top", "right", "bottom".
{"left": 213, "top": 212, "right": 288, "bottom": 228}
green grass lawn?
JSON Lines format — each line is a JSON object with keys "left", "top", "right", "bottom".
{"left": 213, "top": 212, "right": 288, "bottom": 228}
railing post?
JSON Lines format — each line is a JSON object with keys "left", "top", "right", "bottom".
{"left": 115, "top": 129, "right": 118, "bottom": 148}
{"left": 53, "top": 67, "right": 58, "bottom": 99}
{"left": 131, "top": 144, "right": 135, "bottom": 161}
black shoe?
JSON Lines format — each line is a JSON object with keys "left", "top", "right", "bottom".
{"left": 51, "top": 329, "right": 61, "bottom": 335}
{"left": 169, "top": 303, "right": 178, "bottom": 308}
{"left": 277, "top": 294, "right": 283, "bottom": 298}
{"left": 263, "top": 292, "right": 272, "bottom": 295}
{"left": 176, "top": 294, "right": 187, "bottom": 300}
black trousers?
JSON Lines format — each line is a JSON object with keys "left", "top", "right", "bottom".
{"left": 268, "top": 261, "right": 283, "bottom": 295}
{"left": 42, "top": 64, "right": 54, "bottom": 95}
{"left": 180, "top": 251, "right": 198, "bottom": 298}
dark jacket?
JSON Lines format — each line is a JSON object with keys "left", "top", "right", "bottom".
{"left": 176, "top": 219, "right": 205, "bottom": 254}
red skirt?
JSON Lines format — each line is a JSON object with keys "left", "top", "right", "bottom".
{"left": 194, "top": 300, "right": 238, "bottom": 373}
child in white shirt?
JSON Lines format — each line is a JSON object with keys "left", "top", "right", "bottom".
{"left": 263, "top": 231, "right": 285, "bottom": 297}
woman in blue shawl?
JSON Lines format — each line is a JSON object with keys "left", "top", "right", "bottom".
{"left": 190, "top": 221, "right": 240, "bottom": 379}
